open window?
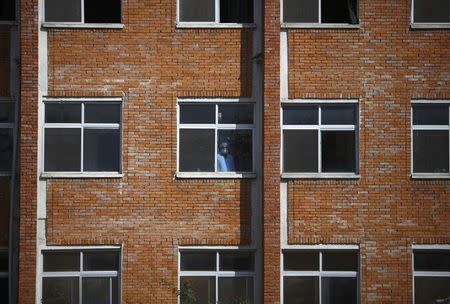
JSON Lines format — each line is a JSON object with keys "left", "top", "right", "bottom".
{"left": 178, "top": 0, "right": 253, "bottom": 24}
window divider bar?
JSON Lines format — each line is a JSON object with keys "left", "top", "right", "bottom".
{"left": 215, "top": 0, "right": 220, "bottom": 23}
{"left": 80, "top": 104, "right": 85, "bottom": 172}
{"left": 414, "top": 271, "right": 450, "bottom": 277}
{"left": 318, "top": 0, "right": 322, "bottom": 24}
{"left": 318, "top": 106, "right": 322, "bottom": 173}
{"left": 81, "top": 0, "right": 85, "bottom": 23}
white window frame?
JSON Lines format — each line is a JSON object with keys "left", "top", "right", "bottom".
{"left": 281, "top": 247, "right": 360, "bottom": 304}
{"left": 412, "top": 245, "right": 450, "bottom": 304}
{"left": 410, "top": 0, "right": 450, "bottom": 29}
{"left": 41, "top": 97, "right": 123, "bottom": 179}
{"left": 178, "top": 248, "right": 256, "bottom": 304}
{"left": 40, "top": 247, "right": 121, "bottom": 304}
{"left": 177, "top": 98, "right": 256, "bottom": 179}
{"left": 411, "top": 100, "right": 450, "bottom": 179}
{"left": 281, "top": 99, "right": 360, "bottom": 179}
{"left": 0, "top": 99, "right": 15, "bottom": 176}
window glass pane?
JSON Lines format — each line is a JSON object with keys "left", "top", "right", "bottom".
{"left": 42, "top": 277, "right": 79, "bottom": 304}
{"left": 180, "top": 252, "right": 216, "bottom": 271}
{"left": 283, "top": 0, "right": 318, "bottom": 22}
{"left": 413, "top": 130, "right": 449, "bottom": 173}
{"left": 179, "top": 129, "right": 215, "bottom": 172}
{"left": 284, "top": 277, "right": 319, "bottom": 304}
{"left": 414, "top": 0, "right": 450, "bottom": 23}
{"left": 0, "top": 251, "right": 7, "bottom": 272}
{"left": 217, "top": 130, "right": 252, "bottom": 172}
{"left": 413, "top": 105, "right": 449, "bottom": 125}
{"left": 218, "top": 104, "right": 253, "bottom": 124}
{"left": 83, "top": 251, "right": 120, "bottom": 271}
{"left": 84, "top": 129, "right": 120, "bottom": 172}
{"left": 180, "top": 276, "right": 215, "bottom": 304}
{"left": 45, "top": 104, "right": 81, "bottom": 124}
{"left": 43, "top": 252, "right": 80, "bottom": 272}
{"left": 84, "top": 0, "right": 122, "bottom": 23}
{"left": 322, "top": 0, "right": 358, "bottom": 24}
{"left": 414, "top": 277, "right": 450, "bottom": 304}
{"left": 0, "top": 277, "right": 7, "bottom": 303}
{"left": 82, "top": 277, "right": 113, "bottom": 304}
{"left": 180, "top": 105, "right": 215, "bottom": 124}
{"left": 321, "top": 105, "right": 356, "bottom": 125}
{"left": 45, "top": 0, "right": 81, "bottom": 22}
{"left": 0, "top": 129, "right": 13, "bottom": 172}
{"left": 0, "top": 103, "right": 14, "bottom": 123}
{"left": 283, "top": 106, "right": 318, "bottom": 125}
{"left": 322, "top": 251, "right": 358, "bottom": 271}
{"left": 220, "top": 0, "right": 253, "bottom": 23}
{"left": 84, "top": 103, "right": 121, "bottom": 124}
{"left": 218, "top": 277, "right": 253, "bottom": 304}
{"left": 220, "top": 252, "right": 254, "bottom": 271}
{"left": 0, "top": 0, "right": 15, "bottom": 21}
{"left": 180, "top": 0, "right": 215, "bottom": 22}
{"left": 284, "top": 251, "right": 319, "bottom": 271}
{"left": 283, "top": 130, "right": 318, "bottom": 173}
{"left": 414, "top": 251, "right": 450, "bottom": 272}
{"left": 44, "top": 128, "right": 81, "bottom": 172}
{"left": 321, "top": 277, "right": 357, "bottom": 304}
{"left": 322, "top": 131, "right": 356, "bottom": 173}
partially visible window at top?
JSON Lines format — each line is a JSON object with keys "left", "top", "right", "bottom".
{"left": 413, "top": 0, "right": 450, "bottom": 23}
{"left": 283, "top": 0, "right": 358, "bottom": 24}
{"left": 45, "top": 0, "right": 122, "bottom": 23}
{"left": 0, "top": 0, "right": 15, "bottom": 21}
{"left": 179, "top": 0, "right": 253, "bottom": 23}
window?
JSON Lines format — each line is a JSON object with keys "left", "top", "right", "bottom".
{"left": 413, "top": 248, "right": 450, "bottom": 304}
{"left": 282, "top": 102, "right": 358, "bottom": 177}
{"left": 0, "top": 249, "right": 8, "bottom": 302}
{"left": 44, "top": 0, "right": 122, "bottom": 24}
{"left": 282, "top": 249, "right": 359, "bottom": 304}
{"left": 0, "top": 0, "right": 15, "bottom": 21}
{"left": 412, "top": 102, "right": 450, "bottom": 177}
{"left": 283, "top": 0, "right": 358, "bottom": 25}
{"left": 42, "top": 249, "right": 121, "bottom": 304}
{"left": 179, "top": 250, "right": 255, "bottom": 304}
{"left": 43, "top": 99, "right": 122, "bottom": 175}
{"left": 178, "top": 0, "right": 253, "bottom": 24}
{"left": 178, "top": 101, "right": 254, "bottom": 176}
{"left": 412, "top": 0, "right": 450, "bottom": 24}
{"left": 0, "top": 101, "right": 14, "bottom": 174}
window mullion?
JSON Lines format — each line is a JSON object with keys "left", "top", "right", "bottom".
{"left": 79, "top": 252, "right": 83, "bottom": 304}
{"left": 318, "top": 106, "right": 322, "bottom": 173}
{"left": 318, "top": 0, "right": 322, "bottom": 24}
{"left": 215, "top": 0, "right": 220, "bottom": 23}
{"left": 319, "top": 251, "right": 323, "bottom": 304}
{"left": 216, "top": 251, "right": 220, "bottom": 304}
{"left": 80, "top": 104, "right": 85, "bottom": 172}
{"left": 81, "top": 0, "right": 85, "bottom": 23}
{"left": 215, "top": 105, "right": 219, "bottom": 172}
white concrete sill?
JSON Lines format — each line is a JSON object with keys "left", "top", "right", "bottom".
{"left": 176, "top": 172, "right": 256, "bottom": 179}
{"left": 281, "top": 23, "right": 360, "bottom": 29}
{"left": 42, "top": 23, "right": 124, "bottom": 29}
{"left": 411, "top": 174, "right": 450, "bottom": 180}
{"left": 410, "top": 23, "right": 450, "bottom": 29}
{"left": 281, "top": 173, "right": 360, "bottom": 179}
{"left": 41, "top": 172, "right": 124, "bottom": 179}
{"left": 176, "top": 22, "right": 256, "bottom": 29}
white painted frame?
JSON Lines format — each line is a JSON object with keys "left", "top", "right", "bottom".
{"left": 410, "top": 0, "right": 450, "bottom": 29}
{"left": 410, "top": 100, "right": 450, "bottom": 179}
{"left": 178, "top": 249, "right": 256, "bottom": 304}
{"left": 176, "top": 99, "right": 256, "bottom": 179}
{"left": 0, "top": 99, "right": 15, "bottom": 177}
{"left": 281, "top": 100, "right": 360, "bottom": 179}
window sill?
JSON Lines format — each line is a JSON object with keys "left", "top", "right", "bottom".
{"left": 176, "top": 22, "right": 256, "bottom": 29}
{"left": 41, "top": 172, "right": 124, "bottom": 179}
{"left": 42, "top": 22, "right": 124, "bottom": 29}
{"left": 281, "top": 173, "right": 360, "bottom": 179}
{"left": 281, "top": 23, "right": 360, "bottom": 29}
{"left": 411, "top": 174, "right": 450, "bottom": 179}
{"left": 176, "top": 172, "right": 256, "bottom": 179}
{"left": 410, "top": 23, "right": 450, "bottom": 29}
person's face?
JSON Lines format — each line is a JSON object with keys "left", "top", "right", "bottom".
{"left": 220, "top": 144, "right": 229, "bottom": 156}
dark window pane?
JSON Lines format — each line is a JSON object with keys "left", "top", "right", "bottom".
{"left": 82, "top": 277, "right": 114, "bottom": 304}
{"left": 220, "top": 252, "right": 254, "bottom": 271}
{"left": 284, "top": 251, "right": 319, "bottom": 271}
{"left": 0, "top": 129, "right": 13, "bottom": 172}
{"left": 220, "top": 0, "right": 253, "bottom": 23}
{"left": 323, "top": 251, "right": 358, "bottom": 271}
{"left": 45, "top": 0, "right": 81, "bottom": 22}
{"left": 322, "top": 277, "right": 357, "bottom": 304}
{"left": 321, "top": 105, "right": 357, "bottom": 125}
{"left": 283, "top": 130, "right": 318, "bottom": 173}
{"left": 0, "top": 251, "right": 7, "bottom": 272}
{"left": 414, "top": 0, "right": 450, "bottom": 23}
{"left": 413, "top": 131, "right": 449, "bottom": 173}
{"left": 283, "top": 106, "right": 318, "bottom": 125}
{"left": 84, "top": 129, "right": 120, "bottom": 172}
{"left": 414, "top": 251, "right": 450, "bottom": 272}
{"left": 0, "top": 277, "right": 7, "bottom": 303}
{"left": 284, "top": 277, "right": 319, "bottom": 304}
{"left": 0, "top": 0, "right": 15, "bottom": 21}
{"left": 42, "top": 277, "right": 79, "bottom": 304}
{"left": 415, "top": 277, "right": 450, "bottom": 304}
{"left": 322, "top": 131, "right": 356, "bottom": 173}
{"left": 84, "top": 103, "right": 121, "bottom": 124}
{"left": 218, "top": 277, "right": 253, "bottom": 304}
{"left": 44, "top": 128, "right": 81, "bottom": 172}
{"left": 83, "top": 251, "right": 120, "bottom": 271}
{"left": 413, "top": 105, "right": 449, "bottom": 125}
{"left": 283, "top": 0, "right": 318, "bottom": 22}
{"left": 217, "top": 130, "right": 252, "bottom": 172}
{"left": 180, "top": 105, "right": 215, "bottom": 124}
{"left": 181, "top": 252, "right": 216, "bottom": 271}
{"left": 179, "top": 129, "right": 215, "bottom": 172}
{"left": 85, "top": 0, "right": 121, "bottom": 23}
{"left": 180, "top": 276, "right": 215, "bottom": 304}
{"left": 180, "top": 0, "right": 215, "bottom": 22}
{"left": 219, "top": 104, "right": 253, "bottom": 124}
{"left": 0, "top": 103, "right": 14, "bottom": 123}
{"left": 322, "top": 0, "right": 358, "bottom": 24}
{"left": 45, "top": 104, "right": 81, "bottom": 123}
{"left": 43, "top": 252, "right": 80, "bottom": 272}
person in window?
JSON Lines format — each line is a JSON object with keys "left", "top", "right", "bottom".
{"left": 217, "top": 142, "right": 235, "bottom": 172}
